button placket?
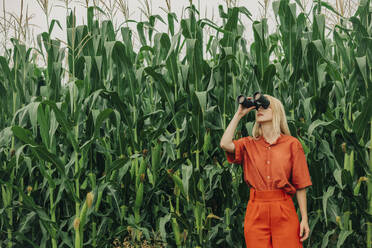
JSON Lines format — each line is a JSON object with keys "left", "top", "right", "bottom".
{"left": 264, "top": 145, "right": 269, "bottom": 186}
{"left": 267, "top": 145, "right": 271, "bottom": 187}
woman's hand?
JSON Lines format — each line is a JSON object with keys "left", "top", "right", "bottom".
{"left": 299, "top": 219, "right": 310, "bottom": 242}
{"left": 236, "top": 97, "right": 255, "bottom": 118}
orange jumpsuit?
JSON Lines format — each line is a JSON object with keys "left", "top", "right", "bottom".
{"left": 225, "top": 134, "right": 312, "bottom": 248}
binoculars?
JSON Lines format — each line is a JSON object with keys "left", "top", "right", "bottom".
{"left": 237, "top": 92, "right": 270, "bottom": 110}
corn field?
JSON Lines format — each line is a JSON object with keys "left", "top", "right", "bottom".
{"left": 0, "top": 0, "right": 371, "bottom": 247}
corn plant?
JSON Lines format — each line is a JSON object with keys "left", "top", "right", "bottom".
{"left": 0, "top": 0, "right": 371, "bottom": 247}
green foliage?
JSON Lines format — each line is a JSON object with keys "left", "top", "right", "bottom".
{"left": 0, "top": 1, "right": 371, "bottom": 247}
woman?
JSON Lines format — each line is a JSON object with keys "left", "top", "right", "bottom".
{"left": 220, "top": 94, "right": 312, "bottom": 248}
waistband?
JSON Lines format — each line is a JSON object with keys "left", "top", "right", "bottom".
{"left": 249, "top": 188, "right": 290, "bottom": 202}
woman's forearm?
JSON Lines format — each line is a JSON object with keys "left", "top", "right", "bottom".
{"left": 296, "top": 188, "right": 308, "bottom": 222}
{"left": 220, "top": 112, "right": 242, "bottom": 150}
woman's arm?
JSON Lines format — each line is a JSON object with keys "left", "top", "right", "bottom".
{"left": 220, "top": 104, "right": 255, "bottom": 153}
{"left": 220, "top": 112, "right": 243, "bottom": 153}
{"left": 296, "top": 188, "right": 310, "bottom": 242}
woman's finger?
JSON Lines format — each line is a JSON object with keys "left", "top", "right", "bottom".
{"left": 300, "top": 227, "right": 309, "bottom": 242}
{"left": 241, "top": 106, "right": 255, "bottom": 114}
{"left": 247, "top": 106, "right": 255, "bottom": 112}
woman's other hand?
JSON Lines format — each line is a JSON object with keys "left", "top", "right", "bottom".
{"left": 299, "top": 219, "right": 310, "bottom": 242}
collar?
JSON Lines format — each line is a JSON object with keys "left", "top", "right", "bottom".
{"left": 258, "top": 133, "right": 286, "bottom": 147}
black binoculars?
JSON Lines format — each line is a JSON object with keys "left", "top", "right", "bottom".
{"left": 237, "top": 92, "right": 270, "bottom": 110}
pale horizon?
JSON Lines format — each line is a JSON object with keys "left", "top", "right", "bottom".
{"left": 0, "top": 0, "right": 354, "bottom": 54}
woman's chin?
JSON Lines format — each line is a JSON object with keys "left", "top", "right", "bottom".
{"left": 257, "top": 119, "right": 272, "bottom": 124}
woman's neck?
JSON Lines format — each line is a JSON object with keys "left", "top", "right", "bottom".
{"left": 261, "top": 122, "right": 280, "bottom": 144}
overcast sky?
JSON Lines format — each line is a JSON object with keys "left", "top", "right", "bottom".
{"left": 0, "top": 0, "right": 346, "bottom": 52}
{"left": 0, "top": 0, "right": 280, "bottom": 48}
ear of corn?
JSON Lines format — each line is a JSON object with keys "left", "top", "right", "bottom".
{"left": 151, "top": 141, "right": 162, "bottom": 186}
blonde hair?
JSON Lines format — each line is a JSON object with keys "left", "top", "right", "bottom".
{"left": 252, "top": 94, "right": 291, "bottom": 139}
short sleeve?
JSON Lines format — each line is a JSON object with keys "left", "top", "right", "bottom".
{"left": 291, "top": 141, "right": 312, "bottom": 189}
{"left": 225, "top": 138, "right": 246, "bottom": 164}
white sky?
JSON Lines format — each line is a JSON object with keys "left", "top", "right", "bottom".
{"left": 0, "top": 1, "right": 283, "bottom": 48}
{"left": 0, "top": 0, "right": 348, "bottom": 53}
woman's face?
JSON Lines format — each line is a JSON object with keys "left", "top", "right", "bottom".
{"left": 255, "top": 105, "right": 273, "bottom": 123}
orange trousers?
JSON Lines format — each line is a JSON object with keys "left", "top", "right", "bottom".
{"left": 244, "top": 188, "right": 302, "bottom": 248}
